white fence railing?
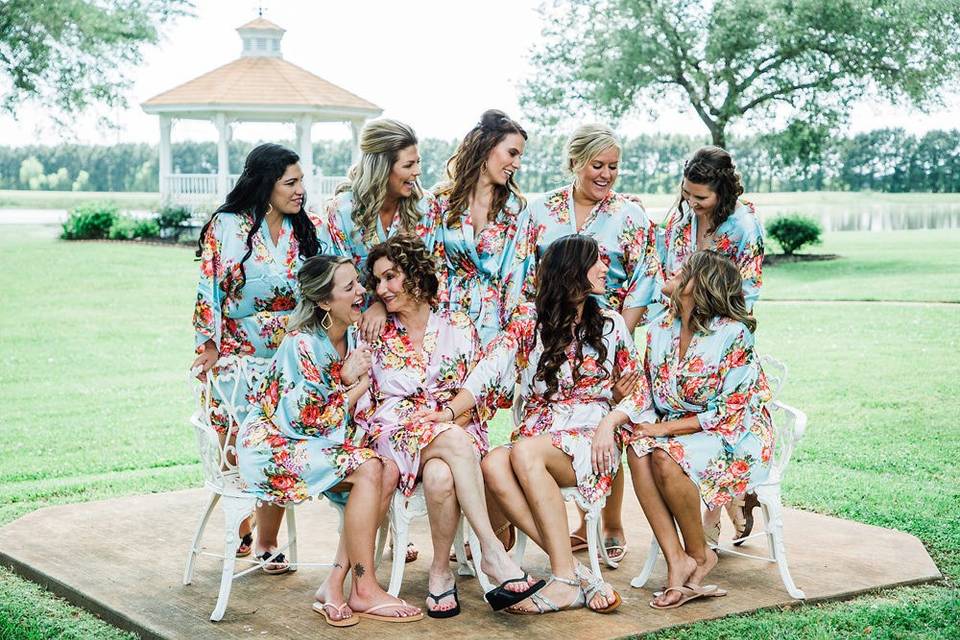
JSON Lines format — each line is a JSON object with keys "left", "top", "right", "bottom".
{"left": 166, "top": 173, "right": 346, "bottom": 212}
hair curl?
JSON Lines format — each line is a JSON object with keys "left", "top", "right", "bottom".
{"left": 669, "top": 250, "right": 756, "bottom": 334}
{"left": 286, "top": 255, "right": 354, "bottom": 334}
{"left": 196, "top": 143, "right": 320, "bottom": 288}
{"left": 335, "top": 119, "right": 424, "bottom": 242}
{"left": 433, "top": 109, "right": 528, "bottom": 228}
{"left": 534, "top": 235, "right": 609, "bottom": 398}
{"left": 365, "top": 233, "right": 439, "bottom": 307}
{"left": 680, "top": 146, "right": 744, "bottom": 233}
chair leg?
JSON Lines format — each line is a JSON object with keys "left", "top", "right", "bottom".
{"left": 630, "top": 537, "right": 661, "bottom": 588}
{"left": 386, "top": 493, "right": 411, "bottom": 597}
{"left": 584, "top": 505, "right": 606, "bottom": 582}
{"left": 211, "top": 498, "right": 255, "bottom": 622}
{"left": 758, "top": 491, "right": 806, "bottom": 599}
{"left": 454, "top": 516, "right": 475, "bottom": 577}
{"left": 284, "top": 504, "right": 298, "bottom": 572}
{"left": 183, "top": 491, "right": 219, "bottom": 585}
{"left": 512, "top": 530, "right": 528, "bottom": 565}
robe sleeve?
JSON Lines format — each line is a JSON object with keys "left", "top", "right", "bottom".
{"left": 193, "top": 214, "right": 225, "bottom": 353}
{"left": 610, "top": 313, "right": 658, "bottom": 426}
{"left": 621, "top": 199, "right": 665, "bottom": 318}
{"left": 498, "top": 206, "right": 538, "bottom": 329}
{"left": 428, "top": 198, "right": 452, "bottom": 306}
{"left": 696, "top": 324, "right": 771, "bottom": 446}
{"left": 321, "top": 195, "right": 352, "bottom": 259}
{"left": 463, "top": 305, "right": 535, "bottom": 422}
{"left": 735, "top": 214, "right": 765, "bottom": 311}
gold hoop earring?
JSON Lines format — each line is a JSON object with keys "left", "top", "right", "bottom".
{"left": 320, "top": 310, "right": 333, "bottom": 331}
{"left": 480, "top": 161, "right": 488, "bottom": 175}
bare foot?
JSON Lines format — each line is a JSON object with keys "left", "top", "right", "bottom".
{"left": 349, "top": 588, "right": 421, "bottom": 618}
{"left": 507, "top": 575, "right": 580, "bottom": 613}
{"left": 425, "top": 570, "right": 456, "bottom": 614}
{"left": 479, "top": 545, "right": 535, "bottom": 593}
{"left": 652, "top": 554, "right": 697, "bottom": 608}
{"left": 314, "top": 584, "right": 352, "bottom": 623}
{"left": 687, "top": 547, "right": 719, "bottom": 587}
{"left": 575, "top": 564, "right": 616, "bottom": 611}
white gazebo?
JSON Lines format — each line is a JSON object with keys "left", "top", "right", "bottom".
{"left": 141, "top": 17, "right": 381, "bottom": 210}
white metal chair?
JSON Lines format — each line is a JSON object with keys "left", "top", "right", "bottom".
{"left": 630, "top": 355, "right": 807, "bottom": 599}
{"left": 183, "top": 356, "right": 388, "bottom": 621}
{"left": 384, "top": 485, "right": 476, "bottom": 596}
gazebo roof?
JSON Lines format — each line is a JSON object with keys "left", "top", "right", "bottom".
{"left": 141, "top": 17, "right": 381, "bottom": 119}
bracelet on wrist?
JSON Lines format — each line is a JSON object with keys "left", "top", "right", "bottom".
{"left": 445, "top": 406, "right": 456, "bottom": 421}
{"left": 340, "top": 378, "right": 360, "bottom": 392}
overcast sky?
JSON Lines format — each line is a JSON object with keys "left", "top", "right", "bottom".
{"left": 2, "top": 0, "right": 958, "bottom": 147}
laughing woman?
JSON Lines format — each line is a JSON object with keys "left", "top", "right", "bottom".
{"left": 238, "top": 255, "right": 422, "bottom": 626}
{"left": 601, "top": 250, "right": 774, "bottom": 610}
{"left": 321, "top": 118, "right": 441, "bottom": 343}
{"left": 192, "top": 143, "right": 321, "bottom": 568}
{"left": 431, "top": 109, "right": 535, "bottom": 345}
{"left": 355, "top": 234, "right": 544, "bottom": 618}
{"left": 418, "top": 235, "right": 653, "bottom": 614}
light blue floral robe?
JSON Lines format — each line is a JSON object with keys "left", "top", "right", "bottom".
{"left": 529, "top": 186, "right": 664, "bottom": 322}
{"left": 319, "top": 190, "right": 441, "bottom": 306}
{"left": 658, "top": 200, "right": 765, "bottom": 310}
{"left": 237, "top": 328, "right": 377, "bottom": 505}
{"left": 623, "top": 313, "right": 774, "bottom": 510}
{"left": 432, "top": 193, "right": 535, "bottom": 345}
{"left": 194, "top": 212, "right": 321, "bottom": 434}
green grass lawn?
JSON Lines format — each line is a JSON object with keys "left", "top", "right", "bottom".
{"left": 0, "top": 226, "right": 958, "bottom": 639}
{"left": 0, "top": 190, "right": 161, "bottom": 210}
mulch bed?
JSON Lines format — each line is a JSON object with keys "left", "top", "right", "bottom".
{"left": 764, "top": 253, "right": 840, "bottom": 265}
{"left": 62, "top": 238, "right": 194, "bottom": 249}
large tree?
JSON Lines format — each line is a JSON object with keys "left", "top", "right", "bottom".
{"left": 0, "top": 0, "right": 190, "bottom": 119}
{"left": 522, "top": 0, "right": 960, "bottom": 147}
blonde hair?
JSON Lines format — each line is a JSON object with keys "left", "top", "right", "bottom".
{"left": 286, "top": 255, "right": 354, "bottom": 333}
{"left": 336, "top": 118, "right": 424, "bottom": 241}
{"left": 567, "top": 123, "right": 621, "bottom": 175}
{"left": 669, "top": 250, "right": 756, "bottom": 334}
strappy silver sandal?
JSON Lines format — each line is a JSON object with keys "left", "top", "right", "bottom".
{"left": 505, "top": 574, "right": 585, "bottom": 615}
{"left": 575, "top": 563, "right": 622, "bottom": 613}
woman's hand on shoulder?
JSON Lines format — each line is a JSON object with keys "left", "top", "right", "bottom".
{"left": 359, "top": 302, "right": 387, "bottom": 343}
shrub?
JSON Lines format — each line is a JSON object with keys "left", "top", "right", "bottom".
{"left": 766, "top": 214, "right": 823, "bottom": 255}
{"left": 61, "top": 203, "right": 118, "bottom": 240}
{"left": 108, "top": 215, "right": 160, "bottom": 240}
{"left": 155, "top": 206, "right": 193, "bottom": 241}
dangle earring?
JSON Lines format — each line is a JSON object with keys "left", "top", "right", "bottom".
{"left": 320, "top": 308, "right": 333, "bottom": 331}
{"left": 480, "top": 161, "right": 488, "bottom": 175}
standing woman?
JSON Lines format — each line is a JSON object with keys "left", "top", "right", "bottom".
{"left": 653, "top": 146, "right": 765, "bottom": 542}
{"left": 192, "top": 143, "right": 321, "bottom": 568}
{"left": 602, "top": 250, "right": 774, "bottom": 610}
{"left": 528, "top": 124, "right": 664, "bottom": 560}
{"left": 431, "top": 109, "right": 534, "bottom": 345}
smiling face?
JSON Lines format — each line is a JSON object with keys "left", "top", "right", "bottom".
{"left": 319, "top": 263, "right": 365, "bottom": 326}
{"left": 586, "top": 254, "right": 609, "bottom": 295}
{"left": 681, "top": 179, "right": 718, "bottom": 218}
{"left": 576, "top": 146, "right": 620, "bottom": 202}
{"left": 269, "top": 163, "right": 305, "bottom": 214}
{"left": 372, "top": 256, "right": 420, "bottom": 314}
{"left": 484, "top": 133, "right": 525, "bottom": 186}
{"left": 387, "top": 144, "right": 421, "bottom": 200}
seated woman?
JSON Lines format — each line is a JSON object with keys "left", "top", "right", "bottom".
{"left": 419, "top": 234, "right": 650, "bottom": 614}
{"left": 600, "top": 249, "right": 774, "bottom": 610}
{"left": 237, "top": 255, "right": 422, "bottom": 626}
{"left": 355, "top": 233, "right": 545, "bottom": 617}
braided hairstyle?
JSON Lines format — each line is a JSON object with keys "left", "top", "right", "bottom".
{"left": 680, "top": 146, "right": 744, "bottom": 233}
{"left": 195, "top": 143, "right": 321, "bottom": 289}
{"left": 534, "top": 235, "right": 610, "bottom": 398}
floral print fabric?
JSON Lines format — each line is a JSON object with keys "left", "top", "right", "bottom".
{"left": 237, "top": 328, "right": 377, "bottom": 505}
{"left": 626, "top": 313, "right": 774, "bottom": 510}
{"left": 354, "top": 309, "right": 487, "bottom": 497}
{"left": 529, "top": 186, "right": 663, "bottom": 321}
{"left": 463, "top": 304, "right": 654, "bottom": 504}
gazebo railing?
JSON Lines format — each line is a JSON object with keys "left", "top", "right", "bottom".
{"left": 166, "top": 173, "right": 345, "bottom": 212}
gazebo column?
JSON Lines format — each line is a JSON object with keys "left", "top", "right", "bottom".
{"left": 214, "top": 113, "right": 232, "bottom": 203}
{"left": 295, "top": 115, "right": 314, "bottom": 196}
{"left": 158, "top": 116, "right": 173, "bottom": 204}
{"left": 350, "top": 119, "right": 364, "bottom": 164}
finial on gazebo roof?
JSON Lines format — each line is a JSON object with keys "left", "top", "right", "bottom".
{"left": 237, "top": 16, "right": 285, "bottom": 59}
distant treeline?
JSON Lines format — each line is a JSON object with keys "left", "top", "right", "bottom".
{"left": 2, "top": 128, "right": 958, "bottom": 194}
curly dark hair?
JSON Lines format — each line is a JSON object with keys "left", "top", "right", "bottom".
{"left": 365, "top": 233, "right": 439, "bottom": 306}
{"left": 433, "top": 109, "right": 528, "bottom": 228}
{"left": 195, "top": 143, "right": 321, "bottom": 288}
{"left": 669, "top": 250, "right": 757, "bottom": 334}
{"left": 680, "top": 145, "right": 744, "bottom": 233}
{"left": 534, "top": 235, "right": 610, "bottom": 398}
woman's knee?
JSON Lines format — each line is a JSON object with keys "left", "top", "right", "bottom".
{"left": 509, "top": 439, "right": 543, "bottom": 478}
{"left": 380, "top": 459, "right": 400, "bottom": 490}
{"left": 422, "top": 458, "right": 455, "bottom": 499}
{"left": 481, "top": 449, "right": 510, "bottom": 492}
{"left": 434, "top": 426, "right": 473, "bottom": 457}
{"left": 651, "top": 448, "right": 677, "bottom": 476}
{"left": 353, "top": 456, "right": 383, "bottom": 484}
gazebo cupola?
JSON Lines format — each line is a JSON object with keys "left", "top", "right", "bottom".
{"left": 141, "top": 16, "right": 382, "bottom": 210}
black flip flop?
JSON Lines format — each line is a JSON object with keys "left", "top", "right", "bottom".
{"left": 426, "top": 584, "right": 461, "bottom": 619}
{"left": 484, "top": 574, "right": 546, "bottom": 611}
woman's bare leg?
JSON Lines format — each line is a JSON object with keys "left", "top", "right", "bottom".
{"left": 421, "top": 458, "right": 460, "bottom": 613}
{"left": 482, "top": 447, "right": 544, "bottom": 548}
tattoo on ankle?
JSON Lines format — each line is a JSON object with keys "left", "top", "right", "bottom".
{"left": 353, "top": 562, "right": 365, "bottom": 579}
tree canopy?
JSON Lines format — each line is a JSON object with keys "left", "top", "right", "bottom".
{"left": 522, "top": 0, "right": 960, "bottom": 147}
{"left": 0, "top": 0, "right": 190, "bottom": 118}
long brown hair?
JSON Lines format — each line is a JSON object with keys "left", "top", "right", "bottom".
{"left": 679, "top": 146, "right": 744, "bottom": 233}
{"left": 434, "top": 109, "right": 528, "bottom": 227}
{"left": 669, "top": 250, "right": 756, "bottom": 334}
{"left": 534, "top": 235, "right": 610, "bottom": 398}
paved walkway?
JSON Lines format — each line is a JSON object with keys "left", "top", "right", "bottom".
{"left": 0, "top": 488, "right": 941, "bottom": 640}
